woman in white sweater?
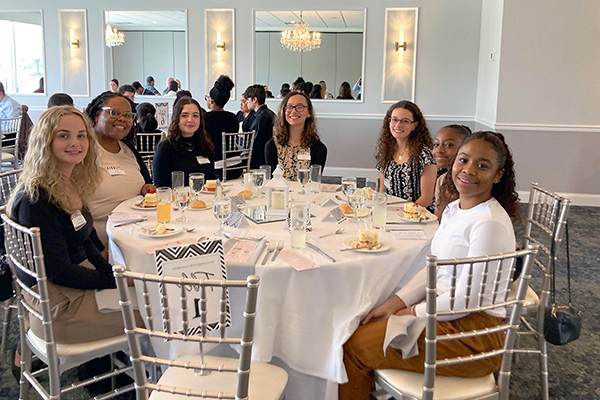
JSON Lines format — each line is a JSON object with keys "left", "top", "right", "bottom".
{"left": 340, "top": 131, "right": 520, "bottom": 399}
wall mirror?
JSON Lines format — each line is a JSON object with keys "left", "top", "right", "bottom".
{"left": 104, "top": 10, "right": 188, "bottom": 98}
{"left": 254, "top": 10, "right": 365, "bottom": 101}
{"left": 0, "top": 11, "right": 45, "bottom": 94}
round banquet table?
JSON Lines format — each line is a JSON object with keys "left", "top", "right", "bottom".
{"left": 107, "top": 179, "right": 438, "bottom": 400}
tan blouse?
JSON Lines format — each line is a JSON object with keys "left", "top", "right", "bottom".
{"left": 275, "top": 141, "right": 312, "bottom": 180}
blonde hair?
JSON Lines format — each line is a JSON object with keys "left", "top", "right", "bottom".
{"left": 8, "top": 106, "right": 102, "bottom": 214}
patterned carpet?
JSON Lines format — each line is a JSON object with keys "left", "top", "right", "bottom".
{"left": 0, "top": 183, "right": 597, "bottom": 399}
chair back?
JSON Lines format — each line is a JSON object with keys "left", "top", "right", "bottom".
{"left": 136, "top": 132, "right": 163, "bottom": 157}
{"left": 0, "top": 169, "right": 22, "bottom": 207}
{"left": 1, "top": 213, "right": 61, "bottom": 391}
{"left": 1, "top": 117, "right": 22, "bottom": 154}
{"left": 113, "top": 265, "right": 260, "bottom": 400}
{"left": 422, "top": 246, "right": 538, "bottom": 400}
{"left": 220, "top": 131, "right": 255, "bottom": 182}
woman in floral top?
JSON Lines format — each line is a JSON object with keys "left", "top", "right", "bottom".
{"left": 375, "top": 100, "right": 436, "bottom": 208}
{"left": 265, "top": 91, "right": 327, "bottom": 180}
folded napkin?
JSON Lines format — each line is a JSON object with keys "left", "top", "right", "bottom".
{"left": 383, "top": 314, "right": 427, "bottom": 358}
{"left": 223, "top": 238, "right": 267, "bottom": 267}
{"left": 95, "top": 287, "right": 139, "bottom": 313}
{"left": 109, "top": 212, "right": 148, "bottom": 224}
{"left": 214, "top": 156, "right": 242, "bottom": 169}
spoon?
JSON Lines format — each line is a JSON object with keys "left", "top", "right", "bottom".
{"left": 184, "top": 227, "right": 195, "bottom": 233}
{"left": 197, "top": 236, "right": 209, "bottom": 242}
{"left": 335, "top": 195, "right": 346, "bottom": 202}
{"left": 261, "top": 241, "right": 276, "bottom": 265}
{"left": 319, "top": 227, "right": 345, "bottom": 238}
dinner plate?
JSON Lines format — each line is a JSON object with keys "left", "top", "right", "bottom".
{"left": 130, "top": 199, "right": 156, "bottom": 211}
{"left": 342, "top": 237, "right": 391, "bottom": 253}
{"left": 395, "top": 211, "right": 438, "bottom": 224}
{"left": 137, "top": 223, "right": 183, "bottom": 238}
{"left": 198, "top": 188, "right": 229, "bottom": 196}
{"left": 343, "top": 209, "right": 370, "bottom": 218}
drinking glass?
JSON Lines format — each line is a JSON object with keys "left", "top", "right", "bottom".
{"left": 364, "top": 177, "right": 379, "bottom": 209}
{"left": 189, "top": 173, "right": 205, "bottom": 195}
{"left": 156, "top": 187, "right": 172, "bottom": 225}
{"left": 290, "top": 201, "right": 310, "bottom": 249}
{"left": 309, "top": 164, "right": 322, "bottom": 193}
{"left": 341, "top": 176, "right": 357, "bottom": 196}
{"left": 171, "top": 171, "right": 184, "bottom": 189}
{"left": 251, "top": 169, "right": 266, "bottom": 198}
{"left": 347, "top": 188, "right": 365, "bottom": 223}
{"left": 175, "top": 186, "right": 191, "bottom": 222}
{"left": 372, "top": 192, "right": 388, "bottom": 229}
{"left": 297, "top": 168, "right": 310, "bottom": 195}
{"left": 260, "top": 165, "right": 272, "bottom": 180}
{"left": 212, "top": 197, "right": 232, "bottom": 236}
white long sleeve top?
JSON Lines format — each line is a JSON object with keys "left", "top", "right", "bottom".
{"left": 395, "top": 198, "right": 516, "bottom": 320}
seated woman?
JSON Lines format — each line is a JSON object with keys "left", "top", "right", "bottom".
{"left": 136, "top": 102, "right": 162, "bottom": 133}
{"left": 433, "top": 124, "right": 472, "bottom": 219}
{"left": 376, "top": 100, "right": 437, "bottom": 209}
{"left": 153, "top": 97, "right": 216, "bottom": 187}
{"left": 204, "top": 75, "right": 241, "bottom": 180}
{"left": 85, "top": 92, "right": 155, "bottom": 248}
{"left": 340, "top": 132, "right": 520, "bottom": 399}
{"left": 237, "top": 93, "right": 255, "bottom": 133}
{"left": 8, "top": 106, "right": 143, "bottom": 345}
{"left": 264, "top": 91, "right": 327, "bottom": 180}
{"left": 164, "top": 80, "right": 179, "bottom": 97}
{"left": 337, "top": 81, "right": 354, "bottom": 99}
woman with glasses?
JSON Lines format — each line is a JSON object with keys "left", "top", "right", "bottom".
{"left": 153, "top": 96, "right": 216, "bottom": 187}
{"left": 265, "top": 91, "right": 327, "bottom": 180}
{"left": 85, "top": 92, "right": 155, "bottom": 248}
{"left": 204, "top": 75, "right": 241, "bottom": 180}
{"left": 375, "top": 100, "right": 436, "bottom": 208}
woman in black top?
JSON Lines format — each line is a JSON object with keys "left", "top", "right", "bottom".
{"left": 204, "top": 75, "right": 241, "bottom": 180}
{"left": 153, "top": 97, "right": 216, "bottom": 187}
{"left": 337, "top": 81, "right": 354, "bottom": 99}
{"left": 8, "top": 106, "right": 141, "bottom": 344}
{"left": 136, "top": 102, "right": 161, "bottom": 133}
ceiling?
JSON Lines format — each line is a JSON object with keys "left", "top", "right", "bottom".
{"left": 255, "top": 11, "right": 364, "bottom": 33}
{"left": 106, "top": 11, "right": 186, "bottom": 32}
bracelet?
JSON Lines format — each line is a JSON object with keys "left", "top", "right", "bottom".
{"left": 411, "top": 305, "right": 416, "bottom": 316}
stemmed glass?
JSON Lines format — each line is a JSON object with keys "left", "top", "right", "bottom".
{"left": 251, "top": 169, "right": 266, "bottom": 198}
{"left": 297, "top": 168, "right": 310, "bottom": 195}
{"left": 341, "top": 176, "right": 357, "bottom": 196}
{"left": 175, "top": 186, "right": 191, "bottom": 222}
{"left": 347, "top": 188, "right": 365, "bottom": 223}
{"left": 189, "top": 173, "right": 205, "bottom": 196}
{"left": 212, "top": 197, "right": 231, "bottom": 236}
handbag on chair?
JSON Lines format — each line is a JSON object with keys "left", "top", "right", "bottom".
{"left": 544, "top": 217, "right": 582, "bottom": 345}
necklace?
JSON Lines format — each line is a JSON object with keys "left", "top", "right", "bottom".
{"left": 183, "top": 141, "right": 195, "bottom": 152}
{"left": 397, "top": 147, "right": 407, "bottom": 162}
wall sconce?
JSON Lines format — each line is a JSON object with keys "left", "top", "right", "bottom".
{"left": 70, "top": 28, "right": 79, "bottom": 59}
{"left": 216, "top": 31, "right": 225, "bottom": 62}
{"left": 395, "top": 30, "right": 406, "bottom": 62}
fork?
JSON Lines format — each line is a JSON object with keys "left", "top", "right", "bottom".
{"left": 271, "top": 240, "right": 285, "bottom": 261}
{"left": 261, "top": 241, "right": 276, "bottom": 265}
{"left": 133, "top": 222, "right": 157, "bottom": 235}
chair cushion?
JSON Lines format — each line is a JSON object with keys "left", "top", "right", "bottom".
{"left": 1, "top": 152, "right": 15, "bottom": 162}
{"left": 150, "top": 354, "right": 288, "bottom": 400}
{"left": 507, "top": 281, "right": 539, "bottom": 315}
{"left": 375, "top": 369, "right": 497, "bottom": 400}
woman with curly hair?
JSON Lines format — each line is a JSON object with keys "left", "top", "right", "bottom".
{"left": 265, "top": 91, "right": 327, "bottom": 180}
{"left": 153, "top": 96, "right": 216, "bottom": 187}
{"left": 375, "top": 100, "right": 436, "bottom": 208}
{"left": 84, "top": 91, "right": 154, "bottom": 248}
{"left": 341, "top": 131, "right": 520, "bottom": 399}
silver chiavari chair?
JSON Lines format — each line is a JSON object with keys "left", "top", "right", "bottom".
{"left": 220, "top": 131, "right": 255, "bottom": 182}
{"left": 113, "top": 265, "right": 288, "bottom": 399}
{"left": 1, "top": 116, "right": 22, "bottom": 169}
{"left": 373, "top": 246, "right": 538, "bottom": 400}
{"left": 2, "top": 213, "right": 133, "bottom": 400}
{"left": 509, "top": 183, "right": 571, "bottom": 400}
{"left": 136, "top": 132, "right": 163, "bottom": 179}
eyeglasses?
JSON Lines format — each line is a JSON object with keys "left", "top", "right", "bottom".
{"left": 388, "top": 117, "right": 414, "bottom": 125}
{"left": 101, "top": 107, "right": 136, "bottom": 121}
{"left": 284, "top": 104, "right": 308, "bottom": 113}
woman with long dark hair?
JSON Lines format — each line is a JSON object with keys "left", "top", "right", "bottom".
{"left": 153, "top": 97, "right": 215, "bottom": 187}
{"left": 136, "top": 102, "right": 161, "bottom": 133}
{"left": 337, "top": 81, "right": 354, "bottom": 99}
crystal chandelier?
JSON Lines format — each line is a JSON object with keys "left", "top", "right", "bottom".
{"left": 280, "top": 12, "right": 321, "bottom": 52}
{"left": 105, "top": 24, "right": 125, "bottom": 47}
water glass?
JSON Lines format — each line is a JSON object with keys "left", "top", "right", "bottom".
{"left": 189, "top": 173, "right": 205, "bottom": 195}
{"left": 171, "top": 171, "right": 184, "bottom": 189}
{"left": 212, "top": 197, "right": 232, "bottom": 236}
{"left": 297, "top": 168, "right": 310, "bottom": 195}
{"left": 175, "top": 186, "right": 191, "bottom": 222}
{"left": 364, "top": 177, "right": 379, "bottom": 209}
{"left": 251, "top": 169, "right": 266, "bottom": 198}
{"left": 156, "top": 187, "right": 172, "bottom": 224}
{"left": 309, "top": 164, "right": 322, "bottom": 193}
{"left": 372, "top": 192, "right": 388, "bottom": 229}
{"left": 290, "top": 201, "right": 310, "bottom": 249}
{"left": 244, "top": 172, "right": 255, "bottom": 193}
{"left": 347, "top": 188, "right": 365, "bottom": 223}
{"left": 260, "top": 165, "right": 272, "bottom": 180}
{"left": 341, "top": 176, "right": 357, "bottom": 196}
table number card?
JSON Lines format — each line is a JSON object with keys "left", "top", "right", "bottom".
{"left": 230, "top": 195, "right": 247, "bottom": 211}
{"left": 155, "top": 240, "right": 228, "bottom": 334}
{"left": 224, "top": 211, "right": 247, "bottom": 228}
{"left": 155, "top": 102, "right": 169, "bottom": 131}
{"left": 312, "top": 193, "right": 337, "bottom": 208}
{"left": 322, "top": 206, "right": 347, "bottom": 224}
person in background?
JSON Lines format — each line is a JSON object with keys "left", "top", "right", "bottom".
{"left": 33, "top": 77, "right": 44, "bottom": 93}
{"left": 175, "top": 79, "right": 182, "bottom": 90}
{"left": 132, "top": 81, "right": 145, "bottom": 95}
{"left": 204, "top": 75, "right": 240, "bottom": 180}
{"left": 337, "top": 82, "right": 354, "bottom": 100}
{"left": 304, "top": 82, "right": 313, "bottom": 96}
{"left": 279, "top": 83, "right": 291, "bottom": 98}
{"left": 266, "top": 90, "right": 274, "bottom": 99}
{"left": 244, "top": 84, "right": 275, "bottom": 169}
{"left": 136, "top": 103, "right": 161, "bottom": 134}
{"left": 265, "top": 91, "right": 327, "bottom": 180}
{"left": 291, "top": 76, "right": 305, "bottom": 91}
{"left": 109, "top": 78, "right": 119, "bottom": 93}
{"left": 0, "top": 83, "right": 22, "bottom": 119}
{"left": 375, "top": 100, "right": 436, "bottom": 209}
{"left": 309, "top": 84, "right": 322, "bottom": 99}
{"left": 320, "top": 80, "right": 334, "bottom": 99}
{"left": 47, "top": 93, "right": 74, "bottom": 108}
{"left": 84, "top": 92, "right": 154, "bottom": 247}
{"left": 144, "top": 76, "right": 160, "bottom": 96}
{"left": 153, "top": 97, "right": 215, "bottom": 187}
{"left": 295, "top": 82, "right": 308, "bottom": 95}
{"left": 237, "top": 93, "right": 255, "bottom": 133}
{"left": 118, "top": 84, "right": 136, "bottom": 104}
{"left": 163, "top": 77, "right": 174, "bottom": 95}
{"left": 164, "top": 80, "right": 179, "bottom": 97}
{"left": 353, "top": 76, "right": 362, "bottom": 100}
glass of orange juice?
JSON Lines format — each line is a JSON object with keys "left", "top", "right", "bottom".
{"left": 156, "top": 187, "right": 172, "bottom": 224}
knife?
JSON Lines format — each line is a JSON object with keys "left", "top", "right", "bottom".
{"left": 306, "top": 242, "right": 336, "bottom": 263}
{"left": 387, "top": 200, "right": 411, "bottom": 205}
{"left": 113, "top": 218, "right": 146, "bottom": 227}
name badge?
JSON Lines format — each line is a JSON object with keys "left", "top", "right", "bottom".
{"left": 106, "top": 166, "right": 126, "bottom": 176}
{"left": 298, "top": 151, "right": 311, "bottom": 161}
{"left": 197, "top": 156, "right": 210, "bottom": 165}
{"left": 71, "top": 210, "right": 87, "bottom": 231}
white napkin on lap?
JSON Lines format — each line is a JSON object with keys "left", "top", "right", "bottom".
{"left": 95, "top": 287, "right": 139, "bottom": 313}
{"left": 383, "top": 314, "right": 427, "bottom": 358}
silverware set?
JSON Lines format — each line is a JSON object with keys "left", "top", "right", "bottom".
{"left": 261, "top": 240, "right": 284, "bottom": 265}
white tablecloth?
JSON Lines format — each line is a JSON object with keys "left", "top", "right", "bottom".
{"left": 107, "top": 180, "right": 438, "bottom": 400}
